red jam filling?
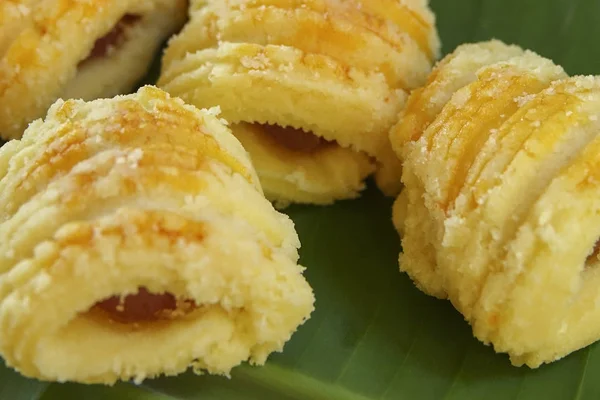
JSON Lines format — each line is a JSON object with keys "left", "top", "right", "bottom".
{"left": 79, "top": 14, "right": 141, "bottom": 66}
{"left": 260, "top": 124, "right": 333, "bottom": 153}
{"left": 94, "top": 287, "right": 195, "bottom": 323}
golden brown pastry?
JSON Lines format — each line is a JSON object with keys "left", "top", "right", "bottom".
{"left": 394, "top": 41, "right": 567, "bottom": 298}
{"left": 0, "top": 0, "right": 188, "bottom": 140}
{"left": 159, "top": 0, "right": 440, "bottom": 206}
{"left": 391, "top": 41, "right": 600, "bottom": 367}
{"left": 389, "top": 40, "right": 526, "bottom": 159}
{"left": 0, "top": 86, "right": 314, "bottom": 384}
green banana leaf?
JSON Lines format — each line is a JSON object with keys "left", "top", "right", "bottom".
{"left": 3, "top": 0, "right": 600, "bottom": 398}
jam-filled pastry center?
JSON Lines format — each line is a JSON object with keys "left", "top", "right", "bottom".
{"left": 259, "top": 124, "right": 334, "bottom": 153}
{"left": 79, "top": 14, "right": 142, "bottom": 66}
{"left": 93, "top": 287, "right": 196, "bottom": 323}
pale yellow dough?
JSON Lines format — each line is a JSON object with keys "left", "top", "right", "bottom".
{"left": 0, "top": 0, "right": 188, "bottom": 140}
{"left": 392, "top": 40, "right": 600, "bottom": 367}
{"left": 231, "top": 123, "right": 375, "bottom": 208}
{"left": 159, "top": 0, "right": 440, "bottom": 205}
{"left": 0, "top": 86, "right": 315, "bottom": 384}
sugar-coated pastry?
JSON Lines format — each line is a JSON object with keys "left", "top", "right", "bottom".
{"left": 395, "top": 42, "right": 567, "bottom": 298}
{"left": 389, "top": 40, "right": 526, "bottom": 160}
{"left": 159, "top": 0, "right": 440, "bottom": 206}
{"left": 0, "top": 0, "right": 188, "bottom": 140}
{"left": 391, "top": 41, "right": 600, "bottom": 367}
{"left": 0, "top": 86, "right": 314, "bottom": 384}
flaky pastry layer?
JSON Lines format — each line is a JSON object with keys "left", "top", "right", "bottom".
{"left": 231, "top": 123, "right": 375, "bottom": 207}
{"left": 159, "top": 0, "right": 440, "bottom": 204}
{"left": 0, "top": 86, "right": 314, "bottom": 384}
{"left": 392, "top": 41, "right": 600, "bottom": 367}
{"left": 0, "top": 0, "right": 187, "bottom": 139}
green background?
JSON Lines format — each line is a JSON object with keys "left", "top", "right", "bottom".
{"left": 3, "top": 0, "right": 600, "bottom": 398}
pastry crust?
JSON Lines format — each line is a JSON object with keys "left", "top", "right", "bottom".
{"left": 395, "top": 43, "right": 567, "bottom": 298}
{"left": 232, "top": 123, "right": 375, "bottom": 207}
{"left": 389, "top": 40, "right": 526, "bottom": 160}
{"left": 0, "top": 86, "right": 314, "bottom": 384}
{"left": 163, "top": 0, "right": 436, "bottom": 90}
{"left": 0, "top": 0, "right": 188, "bottom": 140}
{"left": 0, "top": 0, "right": 38, "bottom": 57}
{"left": 161, "top": 42, "right": 404, "bottom": 169}
{"left": 159, "top": 0, "right": 440, "bottom": 205}
{"left": 391, "top": 41, "right": 600, "bottom": 367}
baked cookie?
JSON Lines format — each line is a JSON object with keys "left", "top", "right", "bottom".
{"left": 392, "top": 41, "right": 600, "bottom": 367}
{"left": 0, "top": 0, "right": 188, "bottom": 140}
{"left": 0, "top": 86, "right": 314, "bottom": 384}
{"left": 395, "top": 41, "right": 566, "bottom": 298}
{"left": 159, "top": 0, "right": 440, "bottom": 206}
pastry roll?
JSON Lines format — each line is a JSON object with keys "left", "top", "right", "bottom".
{"left": 395, "top": 42, "right": 567, "bottom": 298}
{"left": 392, "top": 41, "right": 600, "bottom": 367}
{"left": 0, "top": 86, "right": 314, "bottom": 384}
{"left": 158, "top": 0, "right": 440, "bottom": 206}
{"left": 0, "top": 0, "right": 188, "bottom": 140}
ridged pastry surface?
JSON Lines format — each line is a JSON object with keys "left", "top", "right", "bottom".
{"left": 159, "top": 0, "right": 440, "bottom": 205}
{"left": 0, "top": 86, "right": 314, "bottom": 384}
{"left": 392, "top": 40, "right": 600, "bottom": 367}
{"left": 0, "top": 0, "right": 188, "bottom": 140}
